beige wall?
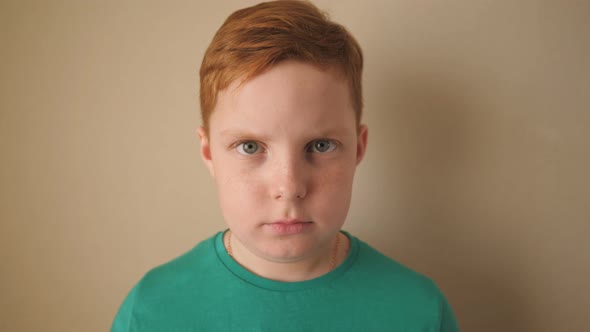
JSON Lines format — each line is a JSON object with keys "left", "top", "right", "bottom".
{"left": 1, "top": 0, "right": 588, "bottom": 331}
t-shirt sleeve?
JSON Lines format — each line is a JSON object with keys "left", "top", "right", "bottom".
{"left": 439, "top": 293, "right": 460, "bottom": 332}
{"left": 110, "top": 282, "right": 140, "bottom": 332}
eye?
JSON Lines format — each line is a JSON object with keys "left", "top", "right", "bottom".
{"left": 309, "top": 139, "right": 336, "bottom": 153}
{"left": 236, "top": 141, "right": 260, "bottom": 155}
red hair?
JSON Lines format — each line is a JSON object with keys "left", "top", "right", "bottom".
{"left": 199, "top": 0, "right": 364, "bottom": 132}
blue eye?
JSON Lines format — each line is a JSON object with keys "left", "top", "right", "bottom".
{"left": 309, "top": 139, "right": 336, "bottom": 153}
{"left": 236, "top": 141, "right": 260, "bottom": 155}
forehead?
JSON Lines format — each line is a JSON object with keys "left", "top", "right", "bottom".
{"left": 211, "top": 61, "right": 356, "bottom": 135}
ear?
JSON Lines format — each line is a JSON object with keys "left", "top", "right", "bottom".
{"left": 355, "top": 124, "right": 368, "bottom": 165}
{"left": 197, "top": 126, "right": 215, "bottom": 177}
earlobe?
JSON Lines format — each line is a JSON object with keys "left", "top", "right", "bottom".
{"left": 356, "top": 124, "right": 368, "bottom": 165}
{"left": 197, "top": 126, "right": 215, "bottom": 177}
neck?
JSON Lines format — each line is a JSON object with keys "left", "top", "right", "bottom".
{"left": 225, "top": 231, "right": 348, "bottom": 282}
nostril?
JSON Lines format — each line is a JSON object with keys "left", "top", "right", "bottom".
{"left": 273, "top": 186, "right": 306, "bottom": 200}
{"left": 270, "top": 162, "right": 308, "bottom": 200}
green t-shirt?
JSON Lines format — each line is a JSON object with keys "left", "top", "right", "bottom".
{"left": 111, "top": 231, "right": 459, "bottom": 331}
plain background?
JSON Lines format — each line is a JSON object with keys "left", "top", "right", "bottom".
{"left": 1, "top": 0, "right": 589, "bottom": 331}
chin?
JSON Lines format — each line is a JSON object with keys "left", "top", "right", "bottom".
{"left": 258, "top": 237, "right": 323, "bottom": 260}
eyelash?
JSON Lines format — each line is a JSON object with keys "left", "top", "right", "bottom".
{"left": 306, "top": 139, "right": 338, "bottom": 153}
{"left": 235, "top": 141, "right": 265, "bottom": 155}
{"left": 233, "top": 139, "right": 338, "bottom": 155}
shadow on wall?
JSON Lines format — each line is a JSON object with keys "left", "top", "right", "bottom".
{"left": 371, "top": 62, "right": 533, "bottom": 332}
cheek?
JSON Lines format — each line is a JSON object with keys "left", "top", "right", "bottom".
{"left": 314, "top": 154, "right": 357, "bottom": 191}
{"left": 310, "top": 163, "right": 356, "bottom": 217}
{"left": 213, "top": 160, "right": 265, "bottom": 207}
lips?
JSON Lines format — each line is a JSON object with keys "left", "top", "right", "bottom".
{"left": 265, "top": 219, "right": 313, "bottom": 235}
{"left": 270, "top": 219, "right": 310, "bottom": 225}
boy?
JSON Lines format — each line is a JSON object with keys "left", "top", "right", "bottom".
{"left": 111, "top": 1, "right": 459, "bottom": 331}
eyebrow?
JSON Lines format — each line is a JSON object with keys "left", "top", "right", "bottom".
{"left": 219, "top": 127, "right": 352, "bottom": 140}
{"left": 220, "top": 129, "right": 265, "bottom": 138}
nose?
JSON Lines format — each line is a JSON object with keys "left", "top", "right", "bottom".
{"left": 270, "top": 154, "right": 308, "bottom": 200}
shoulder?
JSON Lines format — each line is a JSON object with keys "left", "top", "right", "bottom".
{"left": 347, "top": 234, "right": 446, "bottom": 306}
{"left": 140, "top": 233, "right": 219, "bottom": 291}
{"left": 124, "top": 233, "right": 221, "bottom": 307}
{"left": 110, "top": 233, "right": 223, "bottom": 331}
{"left": 343, "top": 235, "right": 459, "bottom": 329}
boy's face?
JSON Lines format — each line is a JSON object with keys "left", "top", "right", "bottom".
{"left": 198, "top": 60, "right": 367, "bottom": 264}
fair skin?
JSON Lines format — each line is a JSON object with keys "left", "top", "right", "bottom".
{"left": 198, "top": 60, "right": 368, "bottom": 282}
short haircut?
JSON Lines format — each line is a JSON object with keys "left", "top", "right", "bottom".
{"left": 199, "top": 0, "right": 364, "bottom": 132}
